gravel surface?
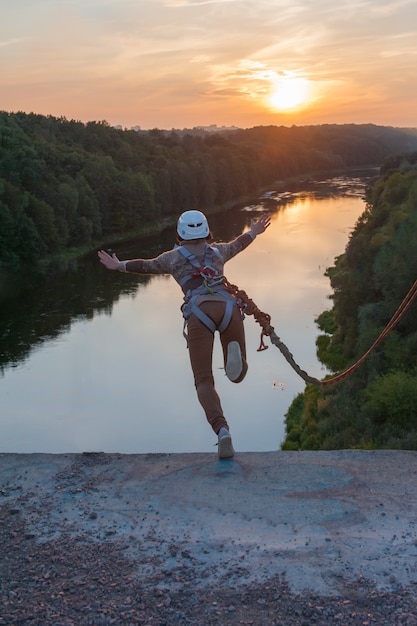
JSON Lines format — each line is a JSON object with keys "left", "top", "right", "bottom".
{"left": 1, "top": 451, "right": 417, "bottom": 625}
{"left": 1, "top": 506, "right": 417, "bottom": 625}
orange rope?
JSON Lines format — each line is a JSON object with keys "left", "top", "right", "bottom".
{"left": 321, "top": 277, "right": 417, "bottom": 386}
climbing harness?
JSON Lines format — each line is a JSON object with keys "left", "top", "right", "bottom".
{"left": 223, "top": 276, "right": 417, "bottom": 388}
{"left": 177, "top": 245, "right": 242, "bottom": 341}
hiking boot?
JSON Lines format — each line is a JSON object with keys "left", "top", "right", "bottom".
{"left": 218, "top": 427, "right": 235, "bottom": 460}
{"left": 225, "top": 341, "right": 243, "bottom": 382}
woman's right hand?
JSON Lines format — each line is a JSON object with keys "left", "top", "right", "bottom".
{"left": 98, "top": 250, "right": 124, "bottom": 271}
{"left": 250, "top": 213, "right": 271, "bottom": 236}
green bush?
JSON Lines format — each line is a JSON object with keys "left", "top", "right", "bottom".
{"left": 365, "top": 370, "right": 417, "bottom": 429}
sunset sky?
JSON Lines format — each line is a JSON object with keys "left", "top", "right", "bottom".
{"left": 2, "top": 0, "right": 416, "bottom": 130}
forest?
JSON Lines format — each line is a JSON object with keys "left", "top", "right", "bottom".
{"left": 282, "top": 151, "right": 417, "bottom": 451}
{"left": 1, "top": 110, "right": 417, "bottom": 280}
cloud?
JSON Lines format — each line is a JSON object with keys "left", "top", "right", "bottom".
{"left": 0, "top": 37, "right": 26, "bottom": 48}
{"left": 371, "top": 0, "right": 416, "bottom": 16}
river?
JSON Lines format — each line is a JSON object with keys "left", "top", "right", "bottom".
{"left": 0, "top": 171, "right": 376, "bottom": 454}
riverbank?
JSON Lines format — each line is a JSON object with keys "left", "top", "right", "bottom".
{"left": 1, "top": 449, "right": 416, "bottom": 624}
{"left": 72, "top": 165, "right": 379, "bottom": 258}
{"left": 34, "top": 166, "right": 380, "bottom": 277}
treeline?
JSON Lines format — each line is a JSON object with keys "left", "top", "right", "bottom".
{"left": 283, "top": 151, "right": 417, "bottom": 451}
{"left": 1, "top": 110, "right": 417, "bottom": 277}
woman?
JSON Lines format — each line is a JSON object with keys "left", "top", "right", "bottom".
{"left": 98, "top": 210, "right": 270, "bottom": 459}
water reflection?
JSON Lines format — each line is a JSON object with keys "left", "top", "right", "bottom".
{"left": 0, "top": 263, "right": 149, "bottom": 372}
{"left": 0, "top": 173, "right": 374, "bottom": 453}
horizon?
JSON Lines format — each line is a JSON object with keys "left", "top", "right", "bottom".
{"left": 2, "top": 0, "right": 417, "bottom": 131}
{"left": 3, "top": 113, "right": 417, "bottom": 134}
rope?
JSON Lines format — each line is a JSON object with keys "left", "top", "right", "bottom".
{"left": 320, "top": 277, "right": 417, "bottom": 386}
{"left": 223, "top": 278, "right": 273, "bottom": 345}
{"left": 223, "top": 278, "right": 321, "bottom": 386}
{"left": 269, "top": 330, "right": 322, "bottom": 386}
{"left": 224, "top": 277, "right": 417, "bottom": 388}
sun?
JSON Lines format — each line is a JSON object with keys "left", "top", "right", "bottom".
{"left": 268, "top": 76, "right": 311, "bottom": 112}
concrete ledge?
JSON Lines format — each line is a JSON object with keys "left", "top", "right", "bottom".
{"left": 1, "top": 449, "right": 417, "bottom": 598}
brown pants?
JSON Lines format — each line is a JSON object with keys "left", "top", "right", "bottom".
{"left": 187, "top": 300, "right": 248, "bottom": 434}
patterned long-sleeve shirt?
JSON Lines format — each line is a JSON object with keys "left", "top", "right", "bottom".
{"left": 125, "top": 232, "right": 254, "bottom": 294}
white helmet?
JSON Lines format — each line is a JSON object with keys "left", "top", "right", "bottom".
{"left": 177, "top": 210, "right": 209, "bottom": 240}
